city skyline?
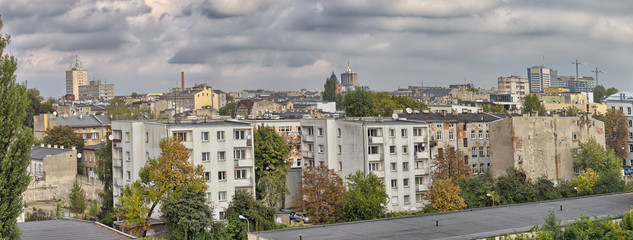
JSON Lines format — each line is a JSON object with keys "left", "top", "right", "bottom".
{"left": 2, "top": 0, "right": 633, "bottom": 97}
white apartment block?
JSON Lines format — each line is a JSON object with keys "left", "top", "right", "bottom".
{"left": 605, "top": 92, "right": 633, "bottom": 167}
{"left": 497, "top": 75, "right": 529, "bottom": 100}
{"left": 111, "top": 120, "right": 256, "bottom": 220}
{"left": 300, "top": 118, "right": 431, "bottom": 211}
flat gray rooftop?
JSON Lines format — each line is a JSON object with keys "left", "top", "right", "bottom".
{"left": 256, "top": 192, "right": 633, "bottom": 240}
{"left": 19, "top": 219, "right": 132, "bottom": 240}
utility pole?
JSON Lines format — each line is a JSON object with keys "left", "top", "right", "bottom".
{"left": 591, "top": 67, "right": 604, "bottom": 86}
{"left": 571, "top": 59, "right": 584, "bottom": 92}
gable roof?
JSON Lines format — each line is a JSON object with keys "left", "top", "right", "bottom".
{"left": 50, "top": 115, "right": 110, "bottom": 128}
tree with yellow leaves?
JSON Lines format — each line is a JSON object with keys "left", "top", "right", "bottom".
{"left": 570, "top": 169, "right": 599, "bottom": 196}
{"left": 424, "top": 179, "right": 466, "bottom": 212}
{"left": 116, "top": 136, "right": 207, "bottom": 237}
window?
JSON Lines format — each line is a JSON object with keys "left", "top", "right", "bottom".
{"left": 630, "top": 144, "right": 633, "bottom": 153}
{"left": 217, "top": 131, "right": 225, "bottom": 140}
{"left": 205, "top": 192, "right": 212, "bottom": 202}
{"left": 201, "top": 131, "right": 209, "bottom": 141}
{"left": 472, "top": 164, "right": 477, "bottom": 174}
{"left": 125, "top": 132, "right": 130, "bottom": 142}
{"left": 629, "top": 107, "right": 631, "bottom": 115}
{"left": 471, "top": 147, "right": 477, "bottom": 157}
{"left": 413, "top": 128, "right": 424, "bottom": 137}
{"left": 219, "top": 211, "right": 226, "bottom": 220}
{"left": 318, "top": 128, "right": 324, "bottom": 136}
{"left": 318, "top": 145, "right": 324, "bottom": 153}
{"left": 218, "top": 151, "right": 225, "bottom": 161}
{"left": 415, "top": 161, "right": 424, "bottom": 169}
{"left": 471, "top": 130, "right": 475, "bottom": 139}
{"left": 391, "top": 196, "right": 398, "bottom": 206}
{"left": 404, "top": 195, "right": 410, "bottom": 205}
{"left": 173, "top": 132, "right": 186, "bottom": 141}
{"left": 204, "top": 172, "right": 210, "bottom": 181}
{"left": 235, "top": 169, "right": 246, "bottom": 179}
{"left": 389, "top": 146, "right": 396, "bottom": 154}
{"left": 402, "top": 162, "right": 409, "bottom": 171}
{"left": 389, "top": 129, "right": 395, "bottom": 137}
{"left": 401, "top": 129, "right": 408, "bottom": 137}
{"left": 390, "top": 162, "right": 397, "bottom": 171}
{"left": 487, "top": 146, "right": 491, "bottom": 157}
{"left": 126, "top": 171, "right": 131, "bottom": 180}
{"left": 126, "top": 151, "right": 131, "bottom": 161}
{"left": 629, "top": 120, "right": 632, "bottom": 128}
{"left": 308, "top": 144, "right": 314, "bottom": 152}
{"left": 436, "top": 131, "right": 443, "bottom": 140}
{"left": 368, "top": 129, "right": 378, "bottom": 137}
{"left": 478, "top": 130, "right": 483, "bottom": 139}
{"left": 369, "top": 163, "right": 378, "bottom": 171}
{"left": 448, "top": 131, "right": 454, "bottom": 140}
{"left": 307, "top": 127, "right": 314, "bottom": 135}
{"left": 416, "top": 193, "right": 423, "bottom": 203}
{"left": 338, "top": 161, "right": 343, "bottom": 171}
{"left": 93, "top": 132, "right": 100, "bottom": 140}
{"left": 487, "top": 163, "right": 490, "bottom": 170}
{"left": 279, "top": 126, "right": 292, "bottom": 132}
{"left": 368, "top": 146, "right": 379, "bottom": 154}
{"left": 233, "top": 130, "right": 245, "bottom": 139}
{"left": 572, "top": 133, "right": 578, "bottom": 140}
{"left": 415, "top": 176, "right": 425, "bottom": 185}
{"left": 391, "top": 179, "right": 397, "bottom": 188}
{"left": 202, "top": 152, "right": 210, "bottom": 161}
{"left": 480, "top": 163, "right": 484, "bottom": 173}
{"left": 309, "top": 160, "right": 315, "bottom": 167}
{"left": 234, "top": 150, "right": 245, "bottom": 160}
{"left": 82, "top": 133, "right": 88, "bottom": 139}
{"left": 486, "top": 130, "right": 489, "bottom": 139}
{"left": 479, "top": 147, "right": 484, "bottom": 157}
{"left": 219, "top": 191, "right": 226, "bottom": 201}
{"left": 337, "top": 128, "right": 342, "bottom": 137}
{"left": 338, "top": 145, "right": 342, "bottom": 154}
{"left": 218, "top": 171, "right": 226, "bottom": 181}
{"left": 403, "top": 178, "right": 410, "bottom": 187}
{"left": 402, "top": 145, "right": 408, "bottom": 154}
{"left": 297, "top": 159, "right": 302, "bottom": 166}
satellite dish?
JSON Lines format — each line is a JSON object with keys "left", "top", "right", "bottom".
{"left": 53, "top": 111, "right": 57, "bottom": 116}
{"left": 77, "top": 153, "right": 82, "bottom": 159}
{"left": 392, "top": 113, "right": 398, "bottom": 119}
{"left": 406, "top": 108, "right": 413, "bottom": 114}
{"left": 108, "top": 135, "right": 114, "bottom": 141}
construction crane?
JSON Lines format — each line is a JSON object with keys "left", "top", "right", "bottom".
{"left": 571, "top": 59, "right": 584, "bottom": 91}
{"left": 591, "top": 67, "right": 604, "bottom": 86}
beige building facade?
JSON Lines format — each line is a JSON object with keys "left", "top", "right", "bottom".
{"left": 78, "top": 80, "right": 115, "bottom": 102}
{"left": 66, "top": 56, "right": 88, "bottom": 98}
{"left": 497, "top": 75, "right": 529, "bottom": 99}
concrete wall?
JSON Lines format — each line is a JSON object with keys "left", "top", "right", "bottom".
{"left": 24, "top": 149, "right": 77, "bottom": 211}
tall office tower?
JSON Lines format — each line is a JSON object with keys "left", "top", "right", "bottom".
{"left": 340, "top": 61, "right": 358, "bottom": 87}
{"left": 66, "top": 56, "right": 88, "bottom": 98}
{"left": 527, "top": 66, "right": 557, "bottom": 93}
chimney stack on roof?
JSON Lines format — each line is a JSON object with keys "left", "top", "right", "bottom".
{"left": 181, "top": 72, "right": 185, "bottom": 89}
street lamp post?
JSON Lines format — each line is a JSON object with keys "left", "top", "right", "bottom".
{"left": 239, "top": 215, "right": 250, "bottom": 233}
{"left": 574, "top": 187, "right": 578, "bottom": 197}
{"left": 486, "top": 193, "right": 495, "bottom": 207}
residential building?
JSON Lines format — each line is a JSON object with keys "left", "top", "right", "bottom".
{"left": 159, "top": 84, "right": 221, "bottom": 114}
{"left": 527, "top": 66, "right": 557, "bottom": 93}
{"left": 33, "top": 114, "right": 111, "bottom": 146}
{"left": 489, "top": 114, "right": 605, "bottom": 181}
{"left": 66, "top": 56, "right": 88, "bottom": 98}
{"left": 605, "top": 92, "right": 633, "bottom": 167}
{"left": 82, "top": 144, "right": 101, "bottom": 179}
{"left": 300, "top": 118, "right": 431, "bottom": 211}
{"left": 340, "top": 62, "right": 358, "bottom": 87}
{"left": 497, "top": 76, "right": 529, "bottom": 99}
{"left": 111, "top": 120, "right": 256, "bottom": 219}
{"left": 78, "top": 80, "right": 115, "bottom": 102}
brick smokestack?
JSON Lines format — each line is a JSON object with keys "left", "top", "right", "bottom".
{"left": 181, "top": 72, "right": 185, "bottom": 89}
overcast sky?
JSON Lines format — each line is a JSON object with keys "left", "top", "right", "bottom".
{"left": 2, "top": 0, "right": 633, "bottom": 97}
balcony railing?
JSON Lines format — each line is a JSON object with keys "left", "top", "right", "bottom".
{"left": 302, "top": 151, "right": 314, "bottom": 158}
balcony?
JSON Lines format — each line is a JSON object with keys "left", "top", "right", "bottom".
{"left": 302, "top": 151, "right": 314, "bottom": 158}
{"left": 371, "top": 170, "right": 384, "bottom": 178}
{"left": 233, "top": 139, "right": 252, "bottom": 148}
{"left": 415, "top": 168, "right": 428, "bottom": 175}
{"left": 113, "top": 158, "right": 122, "bottom": 168}
{"left": 235, "top": 177, "right": 254, "bottom": 187}
{"left": 413, "top": 135, "right": 428, "bottom": 143}
{"left": 302, "top": 135, "right": 315, "bottom": 142}
{"left": 368, "top": 136, "right": 383, "bottom": 144}
{"left": 368, "top": 154, "right": 383, "bottom": 162}
{"left": 414, "top": 151, "right": 429, "bottom": 159}
{"left": 114, "top": 178, "right": 125, "bottom": 187}
{"left": 234, "top": 158, "right": 254, "bottom": 167}
{"left": 416, "top": 185, "right": 429, "bottom": 191}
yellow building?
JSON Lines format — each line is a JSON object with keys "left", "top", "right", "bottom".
{"left": 544, "top": 87, "right": 570, "bottom": 94}
{"left": 543, "top": 103, "right": 607, "bottom": 115}
{"left": 33, "top": 114, "right": 111, "bottom": 146}
{"left": 537, "top": 92, "right": 589, "bottom": 104}
{"left": 160, "top": 84, "right": 221, "bottom": 113}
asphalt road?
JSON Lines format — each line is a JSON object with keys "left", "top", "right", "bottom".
{"left": 255, "top": 192, "right": 633, "bottom": 240}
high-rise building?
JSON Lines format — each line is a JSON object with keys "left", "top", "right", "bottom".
{"left": 66, "top": 56, "right": 88, "bottom": 98}
{"left": 497, "top": 75, "right": 529, "bottom": 99}
{"left": 78, "top": 80, "right": 115, "bottom": 102}
{"left": 555, "top": 76, "right": 595, "bottom": 93}
{"left": 527, "top": 66, "right": 557, "bottom": 93}
{"left": 340, "top": 61, "right": 358, "bottom": 87}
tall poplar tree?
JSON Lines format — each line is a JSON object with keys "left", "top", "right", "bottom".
{"left": 254, "top": 125, "right": 291, "bottom": 207}
{"left": 322, "top": 77, "right": 337, "bottom": 102}
{"left": 0, "top": 14, "right": 34, "bottom": 239}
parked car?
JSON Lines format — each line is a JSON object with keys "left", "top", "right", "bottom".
{"left": 294, "top": 213, "right": 310, "bottom": 223}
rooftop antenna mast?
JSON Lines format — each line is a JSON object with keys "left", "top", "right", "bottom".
{"left": 591, "top": 67, "right": 604, "bottom": 86}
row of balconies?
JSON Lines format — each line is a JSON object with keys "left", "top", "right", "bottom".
{"left": 370, "top": 167, "right": 429, "bottom": 178}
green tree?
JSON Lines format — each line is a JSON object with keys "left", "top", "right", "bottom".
{"left": 570, "top": 169, "right": 599, "bottom": 196}
{"left": 342, "top": 171, "right": 388, "bottom": 221}
{"left": 225, "top": 190, "right": 276, "bottom": 239}
{"left": 593, "top": 85, "right": 606, "bottom": 103}
{"left": 595, "top": 109, "right": 629, "bottom": 159}
{"left": 533, "top": 176, "right": 563, "bottom": 200}
{"left": 130, "top": 92, "right": 142, "bottom": 98}
{"left": 117, "top": 181, "right": 149, "bottom": 236}
{"left": 322, "top": 77, "right": 337, "bottom": 102}
{"left": 95, "top": 138, "right": 114, "bottom": 220}
{"left": 606, "top": 87, "right": 619, "bottom": 96}
{"left": 562, "top": 105, "right": 581, "bottom": 116}
{"left": 218, "top": 101, "right": 237, "bottom": 116}
{"left": 373, "top": 92, "right": 400, "bottom": 116}
{"left": 343, "top": 88, "right": 375, "bottom": 117}
{"left": 254, "top": 125, "right": 291, "bottom": 207}
{"left": 458, "top": 172, "right": 495, "bottom": 208}
{"left": 44, "top": 125, "right": 85, "bottom": 150}
{"left": 69, "top": 181, "right": 87, "bottom": 214}
{"left": 0, "top": 14, "right": 35, "bottom": 238}
{"left": 293, "top": 165, "right": 346, "bottom": 224}
{"left": 116, "top": 136, "right": 207, "bottom": 237}
{"left": 24, "top": 88, "right": 54, "bottom": 128}
{"left": 494, "top": 168, "right": 537, "bottom": 205}
{"left": 161, "top": 186, "right": 226, "bottom": 240}
{"left": 522, "top": 93, "right": 546, "bottom": 115}
{"left": 572, "top": 138, "right": 624, "bottom": 195}
{"left": 424, "top": 179, "right": 466, "bottom": 212}
{"left": 482, "top": 104, "right": 506, "bottom": 113}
